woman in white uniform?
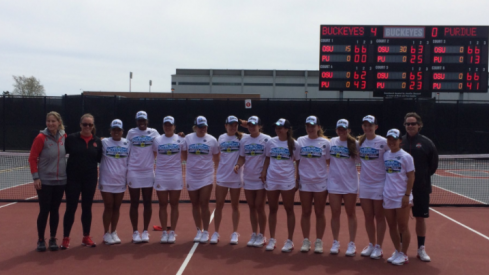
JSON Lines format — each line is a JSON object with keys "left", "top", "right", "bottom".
{"left": 99, "top": 119, "right": 130, "bottom": 245}
{"left": 210, "top": 116, "right": 244, "bottom": 244}
{"left": 185, "top": 116, "right": 220, "bottom": 243}
{"left": 383, "top": 129, "right": 415, "bottom": 266}
{"left": 358, "top": 115, "right": 387, "bottom": 259}
{"left": 297, "top": 116, "right": 330, "bottom": 254}
{"left": 234, "top": 116, "right": 270, "bottom": 248}
{"left": 328, "top": 119, "right": 359, "bottom": 256}
{"left": 153, "top": 116, "right": 186, "bottom": 244}
{"left": 260, "top": 118, "right": 300, "bottom": 253}
{"left": 126, "top": 111, "right": 160, "bottom": 243}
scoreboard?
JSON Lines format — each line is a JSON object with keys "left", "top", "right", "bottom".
{"left": 319, "top": 25, "right": 489, "bottom": 97}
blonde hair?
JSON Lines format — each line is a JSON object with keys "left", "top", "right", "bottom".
{"left": 46, "top": 111, "right": 65, "bottom": 131}
{"left": 80, "top": 113, "right": 96, "bottom": 136}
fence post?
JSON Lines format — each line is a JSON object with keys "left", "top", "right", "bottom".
{"left": 44, "top": 96, "right": 47, "bottom": 116}
{"left": 81, "top": 93, "right": 85, "bottom": 114}
{"left": 2, "top": 95, "right": 5, "bottom": 151}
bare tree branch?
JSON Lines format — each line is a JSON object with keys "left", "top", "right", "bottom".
{"left": 12, "top": 75, "right": 46, "bottom": 96}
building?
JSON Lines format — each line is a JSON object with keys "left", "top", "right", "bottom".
{"left": 171, "top": 69, "right": 489, "bottom": 100}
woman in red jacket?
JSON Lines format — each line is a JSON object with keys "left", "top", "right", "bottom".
{"left": 28, "top": 111, "right": 67, "bottom": 252}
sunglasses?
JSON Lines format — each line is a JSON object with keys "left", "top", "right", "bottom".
{"left": 404, "top": 122, "right": 418, "bottom": 126}
{"left": 81, "top": 123, "right": 94, "bottom": 127}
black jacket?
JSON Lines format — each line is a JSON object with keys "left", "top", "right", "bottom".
{"left": 401, "top": 133, "right": 438, "bottom": 194}
{"left": 65, "top": 132, "right": 102, "bottom": 180}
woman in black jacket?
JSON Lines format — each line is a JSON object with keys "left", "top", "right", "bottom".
{"left": 61, "top": 113, "right": 102, "bottom": 249}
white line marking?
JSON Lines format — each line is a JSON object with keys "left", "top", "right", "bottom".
{"left": 176, "top": 209, "right": 216, "bottom": 275}
{"left": 430, "top": 207, "right": 489, "bottom": 241}
{"left": 0, "top": 181, "right": 33, "bottom": 192}
{"left": 25, "top": 195, "right": 38, "bottom": 200}
{"left": 432, "top": 185, "right": 487, "bottom": 205}
{"left": 0, "top": 202, "right": 17, "bottom": 209}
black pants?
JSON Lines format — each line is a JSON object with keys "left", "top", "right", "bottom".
{"left": 36, "top": 185, "right": 65, "bottom": 240}
{"left": 63, "top": 178, "right": 97, "bottom": 237}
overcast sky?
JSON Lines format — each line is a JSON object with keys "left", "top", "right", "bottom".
{"left": 1, "top": 0, "right": 488, "bottom": 96}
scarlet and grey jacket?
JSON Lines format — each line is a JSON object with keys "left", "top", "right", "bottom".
{"left": 28, "top": 128, "right": 67, "bottom": 183}
{"left": 401, "top": 133, "right": 439, "bottom": 194}
{"left": 65, "top": 132, "right": 102, "bottom": 180}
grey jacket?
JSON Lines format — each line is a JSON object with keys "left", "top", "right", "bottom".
{"left": 28, "top": 128, "right": 67, "bottom": 184}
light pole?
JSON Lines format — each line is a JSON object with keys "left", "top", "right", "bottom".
{"left": 149, "top": 80, "right": 152, "bottom": 92}
{"left": 171, "top": 88, "right": 175, "bottom": 98}
{"left": 305, "top": 90, "right": 308, "bottom": 99}
{"left": 129, "top": 72, "right": 133, "bottom": 92}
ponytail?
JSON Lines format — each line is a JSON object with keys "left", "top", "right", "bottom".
{"left": 317, "top": 126, "right": 328, "bottom": 140}
{"left": 346, "top": 133, "right": 358, "bottom": 157}
{"left": 358, "top": 134, "right": 367, "bottom": 146}
{"left": 287, "top": 127, "right": 295, "bottom": 158}
{"left": 235, "top": 131, "right": 243, "bottom": 140}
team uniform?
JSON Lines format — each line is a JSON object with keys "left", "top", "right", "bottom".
{"left": 99, "top": 137, "right": 131, "bottom": 193}
{"left": 297, "top": 136, "right": 330, "bottom": 192}
{"left": 185, "top": 132, "right": 219, "bottom": 191}
{"left": 264, "top": 137, "right": 300, "bottom": 191}
{"left": 126, "top": 127, "right": 159, "bottom": 188}
{"left": 359, "top": 136, "right": 388, "bottom": 200}
{"left": 328, "top": 137, "right": 360, "bottom": 194}
{"left": 383, "top": 149, "right": 415, "bottom": 209}
{"left": 152, "top": 134, "right": 186, "bottom": 191}
{"left": 216, "top": 134, "right": 245, "bottom": 189}
{"left": 239, "top": 133, "right": 271, "bottom": 190}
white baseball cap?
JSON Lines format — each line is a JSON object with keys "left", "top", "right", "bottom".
{"left": 386, "top": 129, "right": 401, "bottom": 139}
{"left": 195, "top": 116, "right": 208, "bottom": 127}
{"left": 275, "top": 118, "right": 291, "bottom": 129}
{"left": 225, "top": 115, "right": 239, "bottom": 124}
{"left": 336, "top": 119, "right": 349, "bottom": 129}
{"left": 306, "top": 116, "right": 319, "bottom": 125}
{"left": 247, "top": 116, "right": 261, "bottom": 125}
{"left": 111, "top": 119, "right": 123, "bottom": 129}
{"left": 136, "top": 111, "right": 148, "bottom": 120}
{"left": 163, "top": 116, "right": 175, "bottom": 125}
{"left": 362, "top": 115, "right": 377, "bottom": 124}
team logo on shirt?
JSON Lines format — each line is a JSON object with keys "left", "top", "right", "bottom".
{"left": 359, "top": 147, "right": 380, "bottom": 161}
{"left": 264, "top": 138, "right": 268, "bottom": 142}
{"left": 93, "top": 142, "right": 97, "bottom": 147}
{"left": 300, "top": 146, "right": 322, "bottom": 158}
{"left": 203, "top": 139, "right": 207, "bottom": 142}
{"left": 416, "top": 143, "right": 422, "bottom": 148}
{"left": 158, "top": 144, "right": 180, "bottom": 155}
{"left": 380, "top": 145, "right": 384, "bottom": 148}
{"left": 244, "top": 143, "right": 265, "bottom": 156}
{"left": 106, "top": 146, "right": 129, "bottom": 159}
{"left": 384, "top": 160, "right": 402, "bottom": 173}
{"left": 132, "top": 136, "right": 154, "bottom": 147}
{"left": 188, "top": 143, "right": 210, "bottom": 155}
{"left": 270, "top": 147, "right": 290, "bottom": 160}
{"left": 147, "top": 131, "right": 151, "bottom": 134}
{"left": 156, "top": 184, "right": 161, "bottom": 188}
{"left": 330, "top": 146, "right": 350, "bottom": 159}
{"left": 220, "top": 141, "right": 240, "bottom": 153}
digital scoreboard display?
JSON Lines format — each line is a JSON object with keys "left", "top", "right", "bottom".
{"left": 319, "top": 25, "right": 489, "bottom": 97}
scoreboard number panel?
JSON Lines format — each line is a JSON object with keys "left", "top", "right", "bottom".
{"left": 319, "top": 25, "right": 489, "bottom": 97}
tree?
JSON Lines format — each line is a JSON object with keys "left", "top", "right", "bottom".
{"left": 12, "top": 75, "right": 46, "bottom": 96}
{"left": 2, "top": 91, "right": 9, "bottom": 96}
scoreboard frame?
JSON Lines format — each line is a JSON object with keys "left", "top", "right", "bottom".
{"left": 319, "top": 25, "right": 489, "bottom": 97}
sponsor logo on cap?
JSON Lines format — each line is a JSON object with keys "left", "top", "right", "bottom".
{"left": 276, "top": 118, "right": 286, "bottom": 126}
{"left": 196, "top": 116, "right": 208, "bottom": 126}
{"left": 362, "top": 115, "right": 376, "bottom": 124}
{"left": 306, "top": 116, "right": 318, "bottom": 125}
{"left": 386, "top": 129, "right": 401, "bottom": 139}
{"left": 336, "top": 119, "right": 349, "bottom": 128}
{"left": 163, "top": 116, "right": 175, "bottom": 124}
{"left": 136, "top": 111, "right": 148, "bottom": 120}
{"left": 111, "top": 119, "right": 123, "bottom": 129}
{"left": 248, "top": 116, "right": 259, "bottom": 125}
{"left": 226, "top": 116, "right": 238, "bottom": 124}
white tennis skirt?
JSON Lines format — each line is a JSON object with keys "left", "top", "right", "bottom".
{"left": 299, "top": 182, "right": 327, "bottom": 192}
{"left": 264, "top": 181, "right": 295, "bottom": 191}
{"left": 154, "top": 178, "right": 184, "bottom": 191}
{"left": 217, "top": 181, "right": 242, "bottom": 189}
{"left": 243, "top": 180, "right": 265, "bottom": 190}
{"left": 99, "top": 183, "right": 126, "bottom": 194}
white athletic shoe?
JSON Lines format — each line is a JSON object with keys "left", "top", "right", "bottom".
{"left": 230, "top": 232, "right": 239, "bottom": 245}
{"left": 417, "top": 246, "right": 431, "bottom": 262}
{"left": 141, "top": 230, "right": 150, "bottom": 243}
{"left": 168, "top": 231, "right": 176, "bottom": 243}
{"left": 210, "top": 232, "right": 219, "bottom": 244}
{"left": 392, "top": 252, "right": 409, "bottom": 265}
{"left": 200, "top": 231, "right": 209, "bottom": 243}
{"left": 387, "top": 250, "right": 399, "bottom": 263}
{"left": 370, "top": 244, "right": 383, "bottom": 259}
{"left": 247, "top": 233, "right": 257, "bottom": 246}
{"left": 194, "top": 229, "right": 203, "bottom": 242}
{"left": 314, "top": 239, "right": 324, "bottom": 254}
{"left": 111, "top": 231, "right": 121, "bottom": 244}
{"left": 281, "top": 239, "right": 294, "bottom": 253}
{"left": 300, "top": 238, "right": 311, "bottom": 252}
{"left": 345, "top": 242, "right": 356, "bottom": 256}
{"left": 103, "top": 233, "right": 115, "bottom": 245}
{"left": 160, "top": 231, "right": 168, "bottom": 243}
{"left": 253, "top": 233, "right": 266, "bottom": 247}
{"left": 330, "top": 240, "right": 340, "bottom": 254}
{"left": 132, "top": 231, "right": 142, "bottom": 243}
{"left": 266, "top": 238, "right": 276, "bottom": 251}
{"left": 361, "top": 243, "right": 374, "bottom": 257}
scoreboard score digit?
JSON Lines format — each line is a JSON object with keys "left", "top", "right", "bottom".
{"left": 319, "top": 25, "right": 489, "bottom": 96}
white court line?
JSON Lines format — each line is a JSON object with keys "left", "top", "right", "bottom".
{"left": 432, "top": 185, "right": 487, "bottom": 205}
{"left": 0, "top": 202, "right": 17, "bottom": 209}
{"left": 25, "top": 195, "right": 38, "bottom": 200}
{"left": 430, "top": 207, "right": 489, "bottom": 241}
{"left": 176, "top": 209, "right": 216, "bottom": 275}
{"left": 0, "top": 181, "right": 33, "bottom": 192}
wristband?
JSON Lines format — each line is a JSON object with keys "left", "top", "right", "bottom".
{"left": 404, "top": 194, "right": 410, "bottom": 197}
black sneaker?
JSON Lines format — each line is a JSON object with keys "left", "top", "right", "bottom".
{"left": 37, "top": 240, "right": 47, "bottom": 252}
{"left": 49, "top": 238, "right": 59, "bottom": 251}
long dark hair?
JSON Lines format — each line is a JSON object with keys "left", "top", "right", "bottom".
{"left": 346, "top": 132, "right": 358, "bottom": 157}
{"left": 287, "top": 127, "right": 295, "bottom": 158}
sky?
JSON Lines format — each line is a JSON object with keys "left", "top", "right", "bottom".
{"left": 1, "top": 0, "right": 488, "bottom": 96}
